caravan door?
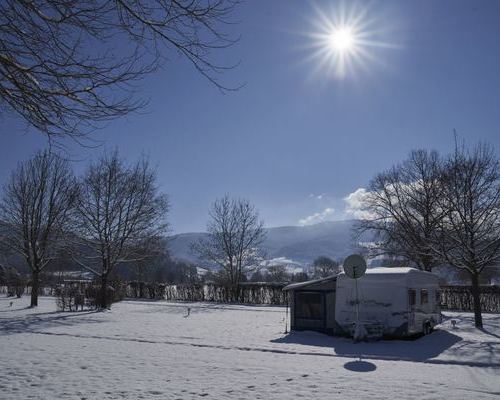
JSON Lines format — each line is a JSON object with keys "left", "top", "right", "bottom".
{"left": 408, "top": 288, "right": 417, "bottom": 334}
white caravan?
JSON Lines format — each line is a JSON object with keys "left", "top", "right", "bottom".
{"left": 335, "top": 267, "right": 442, "bottom": 338}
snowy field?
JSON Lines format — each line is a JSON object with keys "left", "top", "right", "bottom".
{"left": 0, "top": 296, "right": 499, "bottom": 399}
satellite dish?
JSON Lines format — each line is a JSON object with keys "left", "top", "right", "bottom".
{"left": 343, "top": 254, "right": 367, "bottom": 279}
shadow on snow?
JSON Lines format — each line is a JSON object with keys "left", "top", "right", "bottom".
{"left": 0, "top": 309, "right": 104, "bottom": 336}
{"left": 271, "top": 329, "right": 499, "bottom": 368}
{"left": 343, "top": 360, "right": 377, "bottom": 372}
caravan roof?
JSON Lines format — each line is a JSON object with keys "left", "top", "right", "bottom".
{"left": 282, "top": 275, "right": 337, "bottom": 291}
{"left": 338, "top": 267, "right": 440, "bottom": 286}
{"left": 283, "top": 268, "right": 439, "bottom": 292}
{"left": 360, "top": 267, "right": 434, "bottom": 275}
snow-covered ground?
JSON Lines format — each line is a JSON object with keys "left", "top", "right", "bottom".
{"left": 1, "top": 296, "right": 499, "bottom": 399}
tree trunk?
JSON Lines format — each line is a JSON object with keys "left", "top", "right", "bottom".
{"left": 422, "top": 256, "right": 433, "bottom": 273}
{"left": 100, "top": 274, "right": 108, "bottom": 309}
{"left": 232, "top": 282, "right": 241, "bottom": 303}
{"left": 470, "top": 272, "right": 483, "bottom": 328}
{"left": 30, "top": 269, "right": 39, "bottom": 307}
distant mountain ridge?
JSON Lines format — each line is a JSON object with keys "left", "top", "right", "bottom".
{"left": 167, "top": 220, "right": 360, "bottom": 268}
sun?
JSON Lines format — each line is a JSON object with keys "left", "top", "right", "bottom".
{"left": 328, "top": 27, "right": 355, "bottom": 53}
{"left": 302, "top": 3, "right": 396, "bottom": 79}
{"left": 316, "top": 20, "right": 362, "bottom": 77}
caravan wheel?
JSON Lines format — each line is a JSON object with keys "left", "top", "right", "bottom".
{"left": 423, "top": 322, "right": 432, "bottom": 335}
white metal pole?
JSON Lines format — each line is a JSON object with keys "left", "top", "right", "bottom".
{"left": 355, "top": 277, "right": 359, "bottom": 326}
{"left": 285, "top": 294, "right": 289, "bottom": 334}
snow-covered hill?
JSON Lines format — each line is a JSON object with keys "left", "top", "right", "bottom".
{"left": 168, "top": 220, "right": 361, "bottom": 268}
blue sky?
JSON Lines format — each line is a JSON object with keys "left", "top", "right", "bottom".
{"left": 1, "top": 0, "right": 500, "bottom": 233}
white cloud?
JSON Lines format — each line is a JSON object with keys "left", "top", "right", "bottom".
{"left": 343, "top": 188, "right": 374, "bottom": 219}
{"left": 308, "top": 193, "right": 327, "bottom": 200}
{"left": 298, "top": 207, "right": 335, "bottom": 226}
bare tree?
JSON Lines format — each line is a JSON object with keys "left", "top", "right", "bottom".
{"left": 193, "top": 195, "right": 266, "bottom": 299}
{"left": 0, "top": 151, "right": 78, "bottom": 306}
{"left": 433, "top": 143, "right": 500, "bottom": 328}
{"left": 130, "top": 236, "right": 166, "bottom": 284}
{"left": 72, "top": 151, "right": 169, "bottom": 308}
{"left": 355, "top": 150, "right": 445, "bottom": 271}
{"left": 0, "top": 0, "right": 239, "bottom": 140}
{"left": 266, "top": 264, "right": 289, "bottom": 282}
{"left": 312, "top": 256, "right": 340, "bottom": 278}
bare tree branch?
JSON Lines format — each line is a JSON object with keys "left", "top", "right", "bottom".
{"left": 0, "top": 0, "right": 240, "bottom": 140}
{"left": 354, "top": 149, "right": 445, "bottom": 271}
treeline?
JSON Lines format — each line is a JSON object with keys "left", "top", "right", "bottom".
{"left": 124, "top": 281, "right": 500, "bottom": 312}
{"left": 3, "top": 278, "right": 498, "bottom": 312}
{"left": 246, "top": 256, "right": 340, "bottom": 283}
{"left": 138, "top": 282, "right": 500, "bottom": 312}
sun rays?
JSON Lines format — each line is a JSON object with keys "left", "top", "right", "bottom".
{"left": 302, "top": 2, "right": 397, "bottom": 79}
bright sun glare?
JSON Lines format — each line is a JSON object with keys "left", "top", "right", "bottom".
{"left": 304, "top": 3, "right": 394, "bottom": 79}
{"left": 328, "top": 27, "right": 355, "bottom": 52}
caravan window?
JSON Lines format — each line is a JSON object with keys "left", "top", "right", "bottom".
{"left": 408, "top": 289, "right": 416, "bottom": 307}
{"left": 421, "top": 289, "right": 429, "bottom": 305}
{"left": 295, "top": 292, "right": 323, "bottom": 319}
{"left": 435, "top": 289, "right": 441, "bottom": 305}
